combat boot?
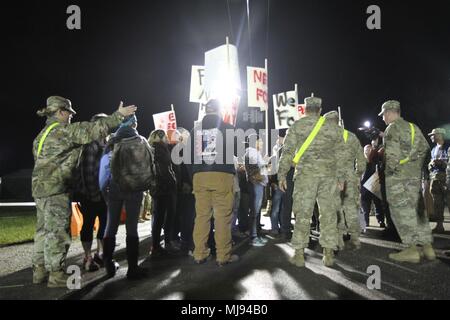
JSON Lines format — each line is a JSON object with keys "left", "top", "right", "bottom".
{"left": 388, "top": 245, "right": 421, "bottom": 263}
{"left": 322, "top": 248, "right": 334, "bottom": 267}
{"left": 289, "top": 249, "right": 305, "bottom": 267}
{"left": 421, "top": 244, "right": 436, "bottom": 261}
{"left": 32, "top": 265, "right": 49, "bottom": 284}
{"left": 349, "top": 236, "right": 361, "bottom": 250}
{"left": 47, "top": 271, "right": 69, "bottom": 288}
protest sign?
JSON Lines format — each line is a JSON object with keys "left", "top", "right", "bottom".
{"left": 203, "top": 41, "right": 241, "bottom": 126}
{"left": 272, "top": 90, "right": 299, "bottom": 129}
{"left": 189, "top": 65, "right": 208, "bottom": 103}
{"left": 363, "top": 171, "right": 382, "bottom": 199}
{"left": 152, "top": 110, "right": 177, "bottom": 132}
{"left": 247, "top": 66, "right": 268, "bottom": 111}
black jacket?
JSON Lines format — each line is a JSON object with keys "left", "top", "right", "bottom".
{"left": 191, "top": 114, "right": 236, "bottom": 176}
{"left": 151, "top": 142, "right": 177, "bottom": 196}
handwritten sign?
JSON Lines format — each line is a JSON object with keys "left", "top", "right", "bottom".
{"left": 189, "top": 65, "right": 209, "bottom": 103}
{"left": 247, "top": 66, "right": 268, "bottom": 110}
{"left": 272, "top": 90, "right": 299, "bottom": 129}
{"left": 152, "top": 110, "right": 177, "bottom": 132}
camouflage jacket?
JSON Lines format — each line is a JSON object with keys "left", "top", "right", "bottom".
{"left": 278, "top": 114, "right": 346, "bottom": 182}
{"left": 32, "top": 112, "right": 124, "bottom": 198}
{"left": 341, "top": 129, "right": 366, "bottom": 179}
{"left": 382, "top": 116, "right": 429, "bottom": 179}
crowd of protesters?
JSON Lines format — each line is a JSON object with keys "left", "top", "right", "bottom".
{"left": 31, "top": 96, "right": 446, "bottom": 287}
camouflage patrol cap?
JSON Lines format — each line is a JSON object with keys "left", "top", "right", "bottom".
{"left": 378, "top": 100, "right": 400, "bottom": 116}
{"left": 304, "top": 94, "right": 322, "bottom": 109}
{"left": 37, "top": 96, "right": 77, "bottom": 117}
{"left": 428, "top": 128, "right": 446, "bottom": 136}
{"left": 47, "top": 96, "right": 76, "bottom": 114}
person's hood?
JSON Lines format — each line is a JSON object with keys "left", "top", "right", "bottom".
{"left": 201, "top": 114, "right": 222, "bottom": 130}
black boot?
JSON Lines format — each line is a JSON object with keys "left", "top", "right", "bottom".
{"left": 126, "top": 236, "right": 148, "bottom": 280}
{"left": 103, "top": 237, "right": 119, "bottom": 278}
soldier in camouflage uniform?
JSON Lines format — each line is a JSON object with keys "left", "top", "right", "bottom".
{"left": 379, "top": 100, "right": 435, "bottom": 263}
{"left": 427, "top": 128, "right": 450, "bottom": 233}
{"left": 278, "top": 95, "right": 346, "bottom": 267}
{"left": 324, "top": 111, "right": 366, "bottom": 250}
{"left": 32, "top": 96, "right": 136, "bottom": 287}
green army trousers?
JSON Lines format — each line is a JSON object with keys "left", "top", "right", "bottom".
{"left": 386, "top": 177, "right": 433, "bottom": 246}
{"left": 430, "top": 178, "right": 450, "bottom": 223}
{"left": 32, "top": 193, "right": 72, "bottom": 272}
{"left": 291, "top": 174, "right": 338, "bottom": 250}
{"left": 338, "top": 176, "right": 361, "bottom": 237}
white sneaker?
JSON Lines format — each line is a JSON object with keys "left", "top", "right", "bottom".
{"left": 251, "top": 237, "right": 267, "bottom": 247}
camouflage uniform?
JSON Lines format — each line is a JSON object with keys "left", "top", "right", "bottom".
{"left": 381, "top": 101, "right": 433, "bottom": 247}
{"left": 427, "top": 128, "right": 450, "bottom": 228}
{"left": 278, "top": 97, "right": 346, "bottom": 252}
{"left": 324, "top": 112, "right": 365, "bottom": 241}
{"left": 32, "top": 96, "right": 124, "bottom": 272}
{"left": 340, "top": 130, "right": 365, "bottom": 237}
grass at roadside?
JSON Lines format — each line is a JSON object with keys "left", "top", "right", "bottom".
{"left": 0, "top": 214, "right": 36, "bottom": 246}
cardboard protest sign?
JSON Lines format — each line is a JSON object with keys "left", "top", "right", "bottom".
{"left": 247, "top": 66, "right": 268, "bottom": 110}
{"left": 363, "top": 171, "right": 382, "bottom": 199}
{"left": 152, "top": 110, "right": 177, "bottom": 132}
{"left": 204, "top": 44, "right": 241, "bottom": 98}
{"left": 221, "top": 96, "right": 240, "bottom": 127}
{"left": 189, "top": 65, "right": 208, "bottom": 103}
{"left": 197, "top": 102, "right": 208, "bottom": 122}
{"left": 203, "top": 43, "right": 241, "bottom": 126}
{"left": 272, "top": 90, "right": 299, "bottom": 129}
{"left": 298, "top": 104, "right": 306, "bottom": 118}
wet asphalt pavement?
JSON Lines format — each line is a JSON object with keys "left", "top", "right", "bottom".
{"left": 71, "top": 219, "right": 450, "bottom": 300}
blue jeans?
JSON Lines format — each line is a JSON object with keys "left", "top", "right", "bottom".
{"left": 250, "top": 183, "right": 265, "bottom": 238}
{"left": 270, "top": 186, "right": 284, "bottom": 233}
{"left": 104, "top": 182, "right": 143, "bottom": 238}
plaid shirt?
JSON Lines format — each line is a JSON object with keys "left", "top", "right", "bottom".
{"left": 81, "top": 140, "right": 104, "bottom": 201}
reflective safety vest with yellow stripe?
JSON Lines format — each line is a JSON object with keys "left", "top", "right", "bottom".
{"left": 399, "top": 122, "right": 415, "bottom": 165}
{"left": 36, "top": 122, "right": 60, "bottom": 157}
{"left": 292, "top": 116, "right": 326, "bottom": 165}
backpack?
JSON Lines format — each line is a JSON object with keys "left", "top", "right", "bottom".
{"left": 111, "top": 135, "right": 154, "bottom": 192}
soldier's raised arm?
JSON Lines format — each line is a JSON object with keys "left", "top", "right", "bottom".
{"left": 65, "top": 102, "right": 136, "bottom": 145}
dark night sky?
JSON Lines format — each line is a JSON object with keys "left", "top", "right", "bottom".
{"left": 1, "top": 0, "right": 450, "bottom": 176}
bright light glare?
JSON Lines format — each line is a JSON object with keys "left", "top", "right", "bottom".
{"left": 364, "top": 121, "right": 371, "bottom": 128}
{"left": 212, "top": 68, "right": 240, "bottom": 112}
